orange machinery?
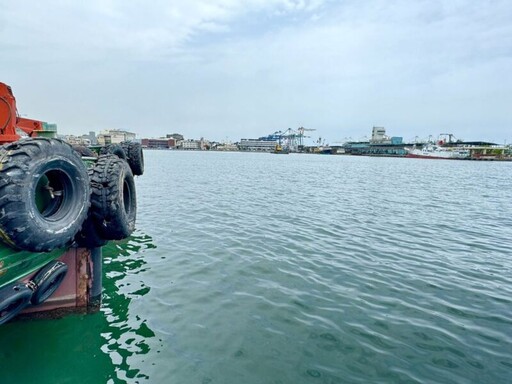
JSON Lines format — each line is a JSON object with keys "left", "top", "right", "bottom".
{"left": 0, "top": 82, "right": 48, "bottom": 144}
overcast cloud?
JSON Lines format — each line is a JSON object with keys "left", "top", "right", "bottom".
{"left": 1, "top": 0, "right": 511, "bottom": 143}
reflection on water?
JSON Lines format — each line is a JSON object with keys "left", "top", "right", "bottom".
{"left": 0, "top": 231, "right": 157, "bottom": 384}
{"left": 101, "top": 231, "right": 158, "bottom": 383}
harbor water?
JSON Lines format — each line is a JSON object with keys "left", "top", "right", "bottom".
{"left": 1, "top": 150, "right": 511, "bottom": 383}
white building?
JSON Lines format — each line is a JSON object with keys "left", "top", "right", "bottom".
{"left": 371, "top": 127, "right": 387, "bottom": 142}
{"left": 239, "top": 139, "right": 277, "bottom": 152}
{"left": 215, "top": 142, "right": 239, "bottom": 151}
{"left": 181, "top": 139, "right": 201, "bottom": 150}
{"left": 97, "top": 129, "right": 136, "bottom": 145}
{"left": 62, "top": 134, "right": 92, "bottom": 145}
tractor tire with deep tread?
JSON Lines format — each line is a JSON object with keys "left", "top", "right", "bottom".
{"left": 74, "top": 215, "right": 108, "bottom": 248}
{"left": 99, "top": 144, "right": 127, "bottom": 160}
{"left": 121, "top": 142, "right": 144, "bottom": 176}
{"left": 89, "top": 154, "right": 136, "bottom": 240}
{"left": 0, "top": 138, "right": 90, "bottom": 252}
{"left": 72, "top": 145, "right": 97, "bottom": 158}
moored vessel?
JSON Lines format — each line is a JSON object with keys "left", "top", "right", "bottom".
{"left": 0, "top": 81, "right": 144, "bottom": 325}
{"left": 405, "top": 144, "right": 470, "bottom": 160}
{"left": 272, "top": 144, "right": 290, "bottom": 154}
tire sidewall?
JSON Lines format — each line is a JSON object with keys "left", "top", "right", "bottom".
{"left": 25, "top": 156, "right": 89, "bottom": 235}
{"left": 101, "top": 144, "right": 127, "bottom": 160}
{"left": 74, "top": 215, "right": 108, "bottom": 248}
{"left": 90, "top": 155, "right": 137, "bottom": 240}
{"left": 98, "top": 160, "right": 136, "bottom": 239}
{"left": 0, "top": 138, "right": 90, "bottom": 252}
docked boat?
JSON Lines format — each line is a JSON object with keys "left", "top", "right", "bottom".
{"left": 272, "top": 144, "right": 290, "bottom": 154}
{"left": 0, "top": 81, "right": 144, "bottom": 325}
{"left": 406, "top": 144, "right": 470, "bottom": 160}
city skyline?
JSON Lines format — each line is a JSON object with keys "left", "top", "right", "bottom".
{"left": 2, "top": 1, "right": 511, "bottom": 144}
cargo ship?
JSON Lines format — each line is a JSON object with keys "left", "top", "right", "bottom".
{"left": 0, "top": 81, "right": 144, "bottom": 325}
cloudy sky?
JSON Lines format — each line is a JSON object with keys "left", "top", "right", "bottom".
{"left": 1, "top": 0, "right": 511, "bottom": 144}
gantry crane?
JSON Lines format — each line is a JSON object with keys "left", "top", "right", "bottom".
{"left": 297, "top": 126, "right": 316, "bottom": 147}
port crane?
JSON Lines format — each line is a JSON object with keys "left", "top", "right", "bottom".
{"left": 258, "top": 126, "right": 317, "bottom": 152}
{"left": 263, "top": 126, "right": 316, "bottom": 152}
{"left": 297, "top": 126, "right": 316, "bottom": 147}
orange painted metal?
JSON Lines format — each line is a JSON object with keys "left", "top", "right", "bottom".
{"left": 0, "top": 82, "right": 20, "bottom": 143}
{"left": 17, "top": 117, "right": 44, "bottom": 135}
{"left": 0, "top": 82, "right": 43, "bottom": 144}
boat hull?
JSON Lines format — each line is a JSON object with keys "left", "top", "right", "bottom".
{"left": 20, "top": 247, "right": 102, "bottom": 318}
{"left": 406, "top": 145, "right": 470, "bottom": 160}
{"left": 406, "top": 153, "right": 460, "bottom": 160}
{"left": 0, "top": 247, "right": 102, "bottom": 322}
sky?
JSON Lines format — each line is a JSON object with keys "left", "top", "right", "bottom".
{"left": 1, "top": 0, "right": 511, "bottom": 145}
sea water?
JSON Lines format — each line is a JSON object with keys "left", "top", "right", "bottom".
{"left": 1, "top": 150, "right": 511, "bottom": 383}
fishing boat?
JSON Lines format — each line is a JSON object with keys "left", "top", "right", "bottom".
{"left": 406, "top": 143, "right": 470, "bottom": 160}
{"left": 272, "top": 144, "right": 290, "bottom": 154}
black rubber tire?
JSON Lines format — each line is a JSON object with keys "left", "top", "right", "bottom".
{"left": 121, "top": 142, "right": 144, "bottom": 176}
{"left": 72, "top": 145, "right": 97, "bottom": 158}
{"left": 73, "top": 215, "right": 108, "bottom": 248}
{"left": 90, "top": 154, "right": 137, "bottom": 240}
{"left": 0, "top": 138, "right": 91, "bottom": 252}
{"left": 29, "top": 260, "right": 68, "bottom": 305}
{"left": 99, "top": 144, "right": 127, "bottom": 160}
{"left": 0, "top": 283, "right": 32, "bottom": 325}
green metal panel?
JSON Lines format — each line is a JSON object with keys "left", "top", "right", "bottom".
{"left": 0, "top": 244, "right": 65, "bottom": 288}
{"left": 42, "top": 122, "right": 58, "bottom": 131}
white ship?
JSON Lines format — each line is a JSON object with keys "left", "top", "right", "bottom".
{"left": 406, "top": 144, "right": 470, "bottom": 160}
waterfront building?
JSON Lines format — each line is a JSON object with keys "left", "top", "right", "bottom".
{"left": 341, "top": 127, "right": 406, "bottom": 156}
{"left": 215, "top": 142, "right": 239, "bottom": 151}
{"left": 97, "top": 129, "right": 136, "bottom": 145}
{"left": 84, "top": 131, "right": 98, "bottom": 145}
{"left": 62, "top": 135, "right": 91, "bottom": 145}
{"left": 167, "top": 133, "right": 184, "bottom": 141}
{"left": 181, "top": 139, "right": 201, "bottom": 150}
{"left": 371, "top": 126, "right": 387, "bottom": 142}
{"left": 343, "top": 141, "right": 408, "bottom": 156}
{"left": 141, "top": 138, "right": 176, "bottom": 149}
{"left": 370, "top": 126, "right": 403, "bottom": 145}
{"left": 239, "top": 138, "right": 277, "bottom": 152}
{"left": 62, "top": 131, "right": 97, "bottom": 146}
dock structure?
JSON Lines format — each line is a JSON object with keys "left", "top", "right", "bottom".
{"left": 239, "top": 138, "right": 278, "bottom": 152}
{"left": 333, "top": 129, "right": 512, "bottom": 160}
{"left": 444, "top": 141, "right": 512, "bottom": 161}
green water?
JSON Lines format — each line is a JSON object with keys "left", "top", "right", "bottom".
{"left": 1, "top": 151, "right": 511, "bottom": 383}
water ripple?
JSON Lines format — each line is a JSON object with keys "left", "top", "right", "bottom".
{"left": 115, "top": 152, "right": 512, "bottom": 383}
